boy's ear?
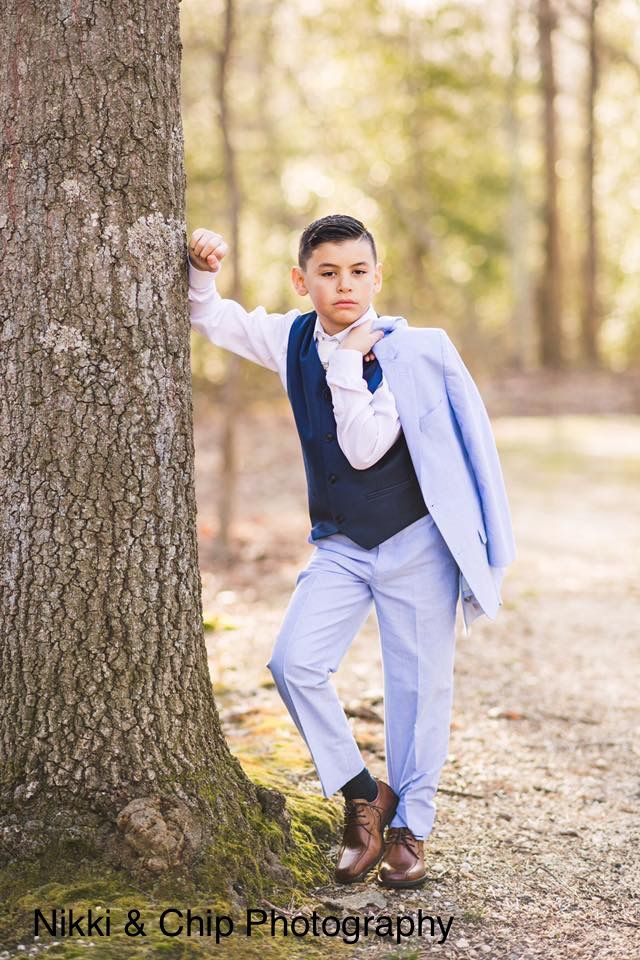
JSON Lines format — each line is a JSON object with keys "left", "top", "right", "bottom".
{"left": 291, "top": 265, "right": 308, "bottom": 296}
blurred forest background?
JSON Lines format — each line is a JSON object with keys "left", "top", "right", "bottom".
{"left": 182, "top": 0, "right": 640, "bottom": 387}
{"left": 180, "top": 0, "right": 640, "bottom": 552}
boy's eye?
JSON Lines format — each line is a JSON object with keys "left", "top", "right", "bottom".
{"left": 321, "top": 270, "right": 367, "bottom": 277}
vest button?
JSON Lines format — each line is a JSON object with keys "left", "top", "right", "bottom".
{"left": 336, "top": 514, "right": 345, "bottom": 524}
{"left": 328, "top": 474, "right": 337, "bottom": 484}
{"left": 324, "top": 432, "right": 334, "bottom": 441}
{"left": 322, "top": 387, "right": 331, "bottom": 401}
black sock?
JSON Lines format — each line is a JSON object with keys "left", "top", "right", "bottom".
{"left": 340, "top": 766, "right": 378, "bottom": 802}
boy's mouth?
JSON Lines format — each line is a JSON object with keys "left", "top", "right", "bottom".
{"left": 334, "top": 300, "right": 357, "bottom": 307}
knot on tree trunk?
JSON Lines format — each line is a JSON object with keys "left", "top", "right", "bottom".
{"left": 116, "top": 796, "right": 203, "bottom": 874}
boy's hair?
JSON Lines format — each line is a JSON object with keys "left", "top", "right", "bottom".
{"left": 298, "top": 214, "right": 377, "bottom": 270}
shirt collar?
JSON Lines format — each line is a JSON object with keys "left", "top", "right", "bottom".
{"left": 313, "top": 304, "right": 378, "bottom": 344}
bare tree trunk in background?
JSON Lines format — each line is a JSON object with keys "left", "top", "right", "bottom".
{"left": 398, "top": 19, "right": 436, "bottom": 323}
{"left": 256, "top": 0, "right": 299, "bottom": 235}
{"left": 0, "top": 0, "right": 289, "bottom": 889}
{"left": 536, "top": 0, "right": 565, "bottom": 367}
{"left": 581, "top": 0, "right": 601, "bottom": 366}
{"left": 506, "top": 0, "right": 533, "bottom": 370}
{"left": 215, "top": 0, "right": 242, "bottom": 560}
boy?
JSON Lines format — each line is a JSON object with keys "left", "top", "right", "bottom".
{"left": 188, "top": 214, "right": 515, "bottom": 888}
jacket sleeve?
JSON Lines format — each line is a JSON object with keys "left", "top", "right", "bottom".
{"left": 440, "top": 330, "right": 516, "bottom": 569}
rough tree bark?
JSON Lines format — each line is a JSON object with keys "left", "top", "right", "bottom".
{"left": 0, "top": 0, "right": 290, "bottom": 893}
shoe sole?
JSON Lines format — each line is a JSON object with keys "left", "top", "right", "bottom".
{"left": 376, "top": 872, "right": 427, "bottom": 889}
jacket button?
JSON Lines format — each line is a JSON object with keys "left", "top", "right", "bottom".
{"left": 325, "top": 432, "right": 334, "bottom": 441}
{"left": 336, "top": 514, "right": 345, "bottom": 524}
{"left": 328, "top": 474, "right": 337, "bottom": 484}
{"left": 322, "top": 387, "right": 331, "bottom": 401}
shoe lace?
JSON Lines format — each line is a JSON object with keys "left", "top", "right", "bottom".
{"left": 385, "top": 826, "right": 419, "bottom": 851}
{"left": 344, "top": 798, "right": 378, "bottom": 835}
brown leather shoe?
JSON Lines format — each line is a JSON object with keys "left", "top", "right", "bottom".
{"left": 334, "top": 779, "right": 398, "bottom": 884}
{"left": 377, "top": 826, "right": 427, "bottom": 888}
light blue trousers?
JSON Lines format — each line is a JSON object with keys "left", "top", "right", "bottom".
{"left": 266, "top": 512, "right": 460, "bottom": 839}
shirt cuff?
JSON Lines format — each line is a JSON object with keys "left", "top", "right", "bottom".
{"left": 188, "top": 256, "right": 218, "bottom": 291}
{"left": 325, "top": 348, "right": 365, "bottom": 387}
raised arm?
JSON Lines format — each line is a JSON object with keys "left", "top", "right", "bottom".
{"left": 322, "top": 318, "right": 401, "bottom": 469}
{"left": 187, "top": 228, "right": 298, "bottom": 373}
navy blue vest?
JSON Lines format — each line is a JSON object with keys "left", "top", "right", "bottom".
{"left": 286, "top": 311, "right": 428, "bottom": 549}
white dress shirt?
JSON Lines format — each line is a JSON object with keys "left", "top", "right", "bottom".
{"left": 188, "top": 260, "right": 402, "bottom": 469}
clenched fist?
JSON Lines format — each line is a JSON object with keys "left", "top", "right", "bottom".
{"left": 188, "top": 228, "right": 229, "bottom": 273}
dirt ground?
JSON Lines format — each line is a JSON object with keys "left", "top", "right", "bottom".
{"left": 194, "top": 395, "right": 640, "bottom": 960}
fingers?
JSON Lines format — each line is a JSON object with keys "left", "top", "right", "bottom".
{"left": 365, "top": 320, "right": 384, "bottom": 342}
{"left": 366, "top": 331, "right": 384, "bottom": 354}
{"left": 189, "top": 229, "right": 228, "bottom": 262}
{"left": 364, "top": 332, "right": 384, "bottom": 361}
{"left": 342, "top": 322, "right": 385, "bottom": 360}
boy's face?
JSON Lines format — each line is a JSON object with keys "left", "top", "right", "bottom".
{"left": 291, "top": 238, "right": 382, "bottom": 335}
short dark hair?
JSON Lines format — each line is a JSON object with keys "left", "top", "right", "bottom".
{"left": 298, "top": 214, "right": 377, "bottom": 270}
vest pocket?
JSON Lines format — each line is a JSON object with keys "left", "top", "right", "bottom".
{"left": 366, "top": 477, "right": 414, "bottom": 501}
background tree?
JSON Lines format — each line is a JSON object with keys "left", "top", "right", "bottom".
{"left": 0, "top": 0, "right": 290, "bottom": 894}
{"left": 216, "top": 0, "right": 243, "bottom": 559}
{"left": 536, "top": 0, "right": 565, "bottom": 368}
{"left": 506, "top": 0, "right": 534, "bottom": 370}
{"left": 580, "top": 0, "right": 601, "bottom": 366}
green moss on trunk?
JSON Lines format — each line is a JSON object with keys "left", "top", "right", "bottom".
{"left": 0, "top": 773, "right": 345, "bottom": 958}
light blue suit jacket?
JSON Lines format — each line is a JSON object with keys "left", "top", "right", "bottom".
{"left": 370, "top": 315, "right": 516, "bottom": 634}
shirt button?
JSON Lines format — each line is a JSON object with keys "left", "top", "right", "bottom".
{"left": 328, "top": 474, "right": 337, "bottom": 484}
{"left": 325, "top": 432, "right": 334, "bottom": 441}
{"left": 336, "top": 514, "right": 345, "bottom": 524}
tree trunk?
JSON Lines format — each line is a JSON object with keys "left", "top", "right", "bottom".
{"left": 506, "top": 0, "right": 533, "bottom": 370}
{"left": 0, "top": 0, "right": 290, "bottom": 893}
{"left": 537, "top": 0, "right": 565, "bottom": 368}
{"left": 580, "top": 0, "right": 601, "bottom": 367}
